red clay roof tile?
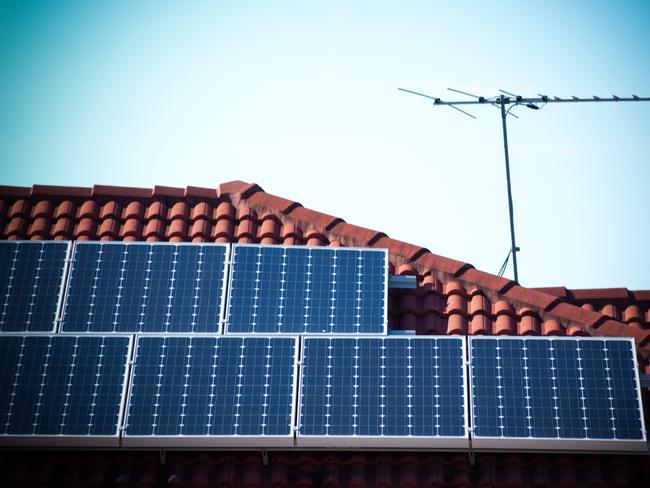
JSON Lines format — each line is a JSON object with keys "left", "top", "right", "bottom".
{"left": 415, "top": 252, "right": 473, "bottom": 277}
{"left": 54, "top": 201, "right": 76, "bottom": 220}
{"left": 153, "top": 185, "right": 185, "bottom": 199}
{"left": 184, "top": 185, "right": 218, "bottom": 200}
{"left": 92, "top": 184, "right": 150, "bottom": 199}
{"left": 503, "top": 285, "right": 561, "bottom": 311}
{"left": 0, "top": 185, "right": 30, "bottom": 197}
{"left": 78, "top": 200, "right": 100, "bottom": 219}
{"left": 284, "top": 205, "right": 343, "bottom": 231}
{"left": 32, "top": 184, "right": 92, "bottom": 198}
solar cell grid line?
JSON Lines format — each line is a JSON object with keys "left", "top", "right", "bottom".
{"left": 469, "top": 336, "right": 647, "bottom": 452}
{"left": 59, "top": 242, "right": 229, "bottom": 333}
{"left": 0, "top": 334, "right": 131, "bottom": 447}
{"left": 123, "top": 335, "right": 298, "bottom": 448}
{"left": 297, "top": 336, "right": 468, "bottom": 448}
{"left": 225, "top": 244, "right": 388, "bottom": 334}
{"left": 0, "top": 241, "right": 70, "bottom": 333}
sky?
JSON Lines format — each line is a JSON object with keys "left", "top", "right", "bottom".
{"left": 0, "top": 0, "right": 649, "bottom": 289}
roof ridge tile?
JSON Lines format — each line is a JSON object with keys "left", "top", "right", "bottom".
{"left": 0, "top": 185, "right": 31, "bottom": 197}
{"left": 92, "top": 185, "right": 151, "bottom": 199}
{"left": 32, "top": 185, "right": 92, "bottom": 198}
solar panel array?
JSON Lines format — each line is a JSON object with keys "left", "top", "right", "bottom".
{"left": 0, "top": 241, "right": 69, "bottom": 332}
{"left": 60, "top": 242, "right": 229, "bottom": 333}
{"left": 124, "top": 336, "right": 297, "bottom": 447}
{"left": 0, "top": 240, "right": 646, "bottom": 452}
{"left": 298, "top": 337, "right": 467, "bottom": 447}
{"left": 0, "top": 334, "right": 131, "bottom": 446}
{"left": 226, "top": 245, "right": 388, "bottom": 334}
{"left": 470, "top": 336, "right": 646, "bottom": 451}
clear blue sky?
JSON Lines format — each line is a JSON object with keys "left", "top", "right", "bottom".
{"left": 1, "top": 0, "right": 649, "bottom": 289}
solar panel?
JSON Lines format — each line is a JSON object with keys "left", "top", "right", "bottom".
{"left": 297, "top": 336, "right": 468, "bottom": 448}
{"left": 0, "top": 241, "right": 69, "bottom": 333}
{"left": 469, "top": 336, "right": 646, "bottom": 451}
{"left": 60, "top": 242, "right": 229, "bottom": 333}
{"left": 0, "top": 334, "right": 131, "bottom": 447}
{"left": 226, "top": 245, "right": 388, "bottom": 334}
{"left": 123, "top": 335, "right": 298, "bottom": 447}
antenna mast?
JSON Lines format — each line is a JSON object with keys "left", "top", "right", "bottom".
{"left": 399, "top": 88, "right": 650, "bottom": 283}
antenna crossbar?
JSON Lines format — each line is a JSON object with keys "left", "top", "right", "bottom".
{"left": 429, "top": 95, "right": 650, "bottom": 106}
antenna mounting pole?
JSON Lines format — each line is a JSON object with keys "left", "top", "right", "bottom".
{"left": 499, "top": 95, "right": 519, "bottom": 282}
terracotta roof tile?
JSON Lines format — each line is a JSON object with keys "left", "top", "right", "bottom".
{"left": 54, "top": 200, "right": 76, "bottom": 219}
{"left": 504, "top": 285, "right": 562, "bottom": 312}
{"left": 415, "top": 252, "right": 473, "bottom": 277}
{"left": 32, "top": 184, "right": 92, "bottom": 198}
{"left": 184, "top": 185, "right": 218, "bottom": 200}
{"left": 218, "top": 180, "right": 262, "bottom": 200}
{"left": 0, "top": 185, "right": 30, "bottom": 197}
{"left": 285, "top": 205, "right": 343, "bottom": 231}
{"left": 153, "top": 185, "right": 185, "bottom": 199}
{"left": 92, "top": 184, "right": 150, "bottom": 199}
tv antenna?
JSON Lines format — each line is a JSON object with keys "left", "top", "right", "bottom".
{"left": 398, "top": 88, "right": 650, "bottom": 282}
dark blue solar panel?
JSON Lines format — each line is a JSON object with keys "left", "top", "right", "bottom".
{"left": 60, "top": 242, "right": 228, "bottom": 333}
{"left": 124, "top": 336, "right": 297, "bottom": 443}
{"left": 0, "top": 335, "right": 130, "bottom": 440}
{"left": 0, "top": 241, "right": 69, "bottom": 332}
{"left": 470, "top": 337, "right": 645, "bottom": 445}
{"left": 298, "top": 337, "right": 466, "bottom": 444}
{"left": 226, "top": 245, "right": 387, "bottom": 334}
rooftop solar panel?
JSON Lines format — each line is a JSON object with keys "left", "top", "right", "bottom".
{"left": 469, "top": 336, "right": 646, "bottom": 451}
{"left": 60, "top": 242, "right": 229, "bottom": 333}
{"left": 0, "top": 241, "right": 69, "bottom": 333}
{"left": 226, "top": 245, "right": 388, "bottom": 334}
{"left": 297, "top": 336, "right": 468, "bottom": 448}
{"left": 0, "top": 334, "right": 131, "bottom": 447}
{"left": 123, "top": 335, "right": 298, "bottom": 447}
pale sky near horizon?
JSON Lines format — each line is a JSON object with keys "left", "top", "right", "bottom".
{"left": 1, "top": 0, "right": 649, "bottom": 289}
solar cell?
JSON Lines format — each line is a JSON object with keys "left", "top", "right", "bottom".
{"left": 297, "top": 336, "right": 468, "bottom": 448}
{"left": 226, "top": 245, "right": 387, "bottom": 334}
{"left": 469, "top": 336, "right": 646, "bottom": 451}
{"left": 60, "top": 242, "right": 229, "bottom": 333}
{"left": 123, "top": 335, "right": 298, "bottom": 447}
{"left": 0, "top": 334, "right": 131, "bottom": 447}
{"left": 0, "top": 241, "right": 69, "bottom": 333}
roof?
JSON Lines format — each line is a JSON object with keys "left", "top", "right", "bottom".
{"left": 1, "top": 180, "right": 648, "bottom": 350}
{"left": 1, "top": 180, "right": 649, "bottom": 488}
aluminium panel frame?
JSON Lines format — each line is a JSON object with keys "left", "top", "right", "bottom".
{"left": 58, "top": 241, "right": 230, "bottom": 335}
{"left": 0, "top": 240, "right": 71, "bottom": 334}
{"left": 0, "top": 333, "right": 133, "bottom": 448}
{"left": 468, "top": 335, "right": 648, "bottom": 452}
{"left": 121, "top": 334, "right": 300, "bottom": 448}
{"left": 224, "top": 244, "right": 389, "bottom": 336}
{"left": 295, "top": 335, "right": 470, "bottom": 449}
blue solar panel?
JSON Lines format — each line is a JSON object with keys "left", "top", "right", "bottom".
{"left": 469, "top": 336, "right": 646, "bottom": 451}
{"left": 0, "top": 334, "right": 131, "bottom": 446}
{"left": 297, "top": 337, "right": 467, "bottom": 448}
{"left": 226, "top": 245, "right": 387, "bottom": 334}
{"left": 60, "top": 242, "right": 229, "bottom": 333}
{"left": 123, "top": 336, "right": 298, "bottom": 447}
{"left": 0, "top": 241, "right": 69, "bottom": 333}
